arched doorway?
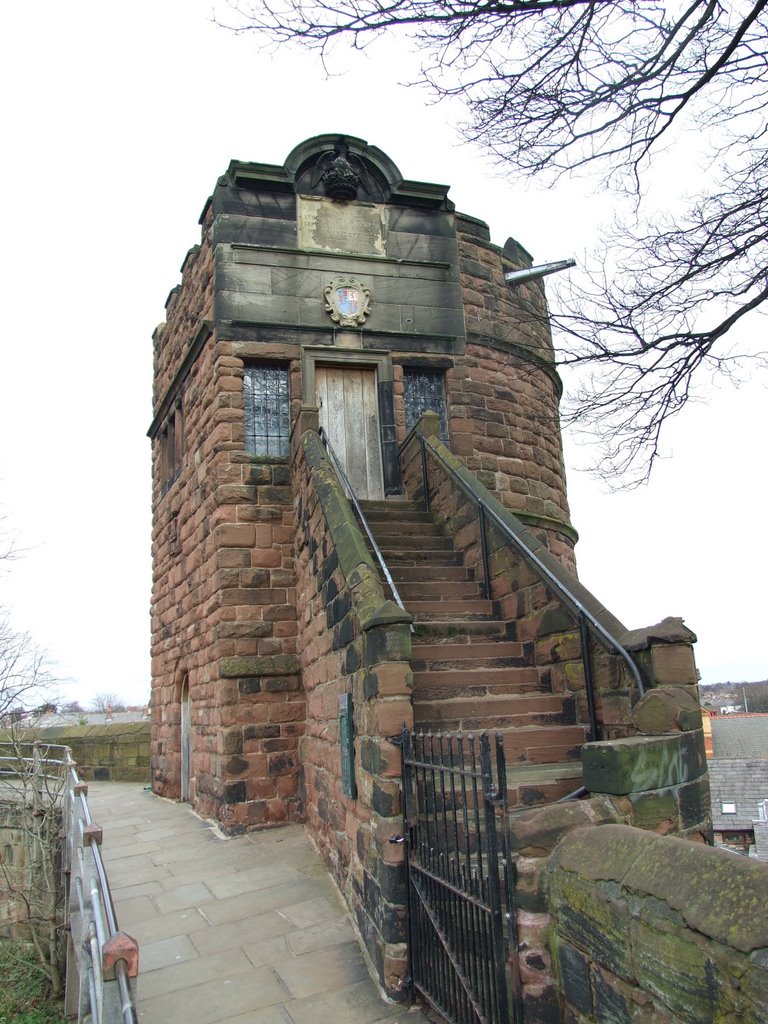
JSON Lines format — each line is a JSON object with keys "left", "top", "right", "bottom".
{"left": 180, "top": 676, "right": 191, "bottom": 802}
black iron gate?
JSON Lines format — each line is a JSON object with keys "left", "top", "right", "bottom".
{"left": 401, "top": 729, "right": 521, "bottom": 1024}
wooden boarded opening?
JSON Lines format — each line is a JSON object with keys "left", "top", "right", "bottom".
{"left": 316, "top": 365, "right": 384, "bottom": 500}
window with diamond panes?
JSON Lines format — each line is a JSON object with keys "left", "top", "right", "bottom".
{"left": 403, "top": 368, "right": 449, "bottom": 442}
{"left": 243, "top": 365, "right": 290, "bottom": 457}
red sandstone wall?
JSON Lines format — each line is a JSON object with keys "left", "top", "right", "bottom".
{"left": 454, "top": 215, "right": 575, "bottom": 566}
{"left": 150, "top": 218, "right": 217, "bottom": 803}
{"left": 150, "top": 218, "right": 303, "bottom": 829}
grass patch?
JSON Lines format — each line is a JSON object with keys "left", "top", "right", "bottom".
{"left": 0, "top": 941, "right": 66, "bottom": 1024}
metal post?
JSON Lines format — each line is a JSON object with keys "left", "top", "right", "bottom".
{"left": 479, "top": 503, "right": 491, "bottom": 600}
{"left": 578, "top": 612, "right": 599, "bottom": 743}
{"left": 480, "top": 734, "right": 511, "bottom": 1024}
{"left": 419, "top": 436, "right": 430, "bottom": 512}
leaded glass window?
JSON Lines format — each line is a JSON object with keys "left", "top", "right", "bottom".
{"left": 243, "top": 365, "right": 290, "bottom": 457}
{"left": 403, "top": 368, "right": 449, "bottom": 442}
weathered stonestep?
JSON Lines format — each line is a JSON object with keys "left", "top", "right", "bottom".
{"left": 362, "top": 509, "right": 435, "bottom": 523}
{"left": 369, "top": 521, "right": 447, "bottom": 539}
{"left": 411, "top": 640, "right": 524, "bottom": 664}
{"left": 358, "top": 500, "right": 424, "bottom": 513}
{"left": 389, "top": 564, "right": 473, "bottom": 582}
{"left": 397, "top": 579, "right": 482, "bottom": 600}
{"left": 501, "top": 726, "right": 587, "bottom": 765}
{"left": 412, "top": 667, "right": 543, "bottom": 696}
{"left": 407, "top": 598, "right": 494, "bottom": 618}
{"left": 415, "top": 693, "right": 571, "bottom": 724}
{"left": 506, "top": 762, "right": 584, "bottom": 808}
{"left": 412, "top": 620, "right": 510, "bottom": 640}
{"left": 383, "top": 548, "right": 464, "bottom": 565}
{"left": 411, "top": 653, "right": 529, "bottom": 673}
{"left": 378, "top": 538, "right": 456, "bottom": 557}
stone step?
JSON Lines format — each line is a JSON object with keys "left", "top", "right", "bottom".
{"left": 358, "top": 500, "right": 424, "bottom": 513}
{"left": 412, "top": 620, "right": 510, "bottom": 640}
{"left": 414, "top": 693, "right": 574, "bottom": 730}
{"left": 501, "top": 725, "right": 588, "bottom": 765}
{"left": 358, "top": 502, "right": 434, "bottom": 532}
{"left": 412, "top": 666, "right": 543, "bottom": 696}
{"left": 408, "top": 598, "right": 494, "bottom": 619}
{"left": 397, "top": 579, "right": 482, "bottom": 601}
{"left": 378, "top": 538, "right": 456, "bottom": 556}
{"left": 388, "top": 564, "right": 473, "bottom": 582}
{"left": 506, "top": 761, "right": 584, "bottom": 809}
{"left": 366, "top": 520, "right": 444, "bottom": 536}
{"left": 369, "top": 520, "right": 447, "bottom": 538}
{"left": 382, "top": 548, "right": 464, "bottom": 565}
{"left": 410, "top": 640, "right": 528, "bottom": 669}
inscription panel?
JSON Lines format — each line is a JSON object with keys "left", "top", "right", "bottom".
{"left": 298, "top": 195, "right": 388, "bottom": 256}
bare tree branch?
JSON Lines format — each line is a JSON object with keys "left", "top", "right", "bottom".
{"left": 221, "top": 0, "right": 768, "bottom": 480}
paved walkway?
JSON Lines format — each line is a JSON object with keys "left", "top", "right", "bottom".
{"left": 87, "top": 782, "right": 428, "bottom": 1024}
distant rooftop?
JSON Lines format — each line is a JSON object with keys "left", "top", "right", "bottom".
{"left": 711, "top": 714, "right": 768, "bottom": 758}
{"left": 708, "top": 759, "right": 768, "bottom": 829}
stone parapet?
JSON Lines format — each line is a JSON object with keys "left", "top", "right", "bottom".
{"left": 5, "top": 723, "right": 151, "bottom": 782}
{"left": 548, "top": 824, "right": 768, "bottom": 1024}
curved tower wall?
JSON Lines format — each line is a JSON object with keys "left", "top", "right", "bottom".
{"left": 452, "top": 214, "right": 576, "bottom": 569}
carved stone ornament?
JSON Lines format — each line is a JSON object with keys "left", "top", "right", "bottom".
{"left": 324, "top": 277, "right": 372, "bottom": 328}
{"left": 311, "top": 140, "right": 371, "bottom": 200}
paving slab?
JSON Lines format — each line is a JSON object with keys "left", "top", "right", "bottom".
{"left": 138, "top": 964, "right": 288, "bottom": 1024}
{"left": 190, "top": 909, "right": 295, "bottom": 957}
{"left": 139, "top": 947, "right": 255, "bottom": 1001}
{"left": 139, "top": 934, "right": 200, "bottom": 974}
{"left": 87, "top": 782, "right": 429, "bottom": 1024}
{"left": 271, "top": 941, "right": 368, "bottom": 998}
{"left": 202, "top": 879, "right": 325, "bottom": 926}
{"left": 153, "top": 881, "right": 216, "bottom": 914}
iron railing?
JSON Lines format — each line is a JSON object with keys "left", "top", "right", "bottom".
{"left": 318, "top": 426, "right": 408, "bottom": 617}
{"left": 400, "top": 729, "right": 521, "bottom": 1024}
{"left": 413, "top": 432, "right": 644, "bottom": 743}
{"left": 0, "top": 741, "right": 139, "bottom": 1024}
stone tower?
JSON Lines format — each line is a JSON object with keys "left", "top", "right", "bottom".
{"left": 150, "top": 133, "right": 576, "bottom": 817}
{"left": 149, "top": 134, "right": 706, "bottom": 1000}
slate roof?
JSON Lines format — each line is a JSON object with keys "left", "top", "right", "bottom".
{"left": 711, "top": 714, "right": 768, "bottom": 758}
{"left": 708, "top": 759, "right": 768, "bottom": 830}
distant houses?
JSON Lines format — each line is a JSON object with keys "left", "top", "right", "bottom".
{"left": 704, "top": 710, "right": 768, "bottom": 860}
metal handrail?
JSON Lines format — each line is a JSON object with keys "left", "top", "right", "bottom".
{"left": 61, "top": 747, "right": 140, "bottom": 1024}
{"left": 0, "top": 741, "right": 139, "bottom": 1024}
{"left": 414, "top": 432, "right": 644, "bottom": 737}
{"left": 318, "top": 426, "right": 409, "bottom": 619}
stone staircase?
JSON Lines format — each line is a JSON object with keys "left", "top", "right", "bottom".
{"left": 359, "top": 499, "right": 585, "bottom": 807}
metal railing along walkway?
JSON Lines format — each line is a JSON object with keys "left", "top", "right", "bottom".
{"left": 0, "top": 741, "right": 139, "bottom": 1024}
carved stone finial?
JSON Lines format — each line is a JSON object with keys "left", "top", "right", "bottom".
{"left": 311, "top": 140, "right": 370, "bottom": 200}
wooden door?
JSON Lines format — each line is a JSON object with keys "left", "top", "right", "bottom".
{"left": 316, "top": 366, "right": 384, "bottom": 500}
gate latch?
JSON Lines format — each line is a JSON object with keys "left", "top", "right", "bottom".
{"left": 388, "top": 834, "right": 405, "bottom": 845}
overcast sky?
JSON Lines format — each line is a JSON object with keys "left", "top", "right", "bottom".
{"left": 1, "top": 0, "right": 765, "bottom": 708}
